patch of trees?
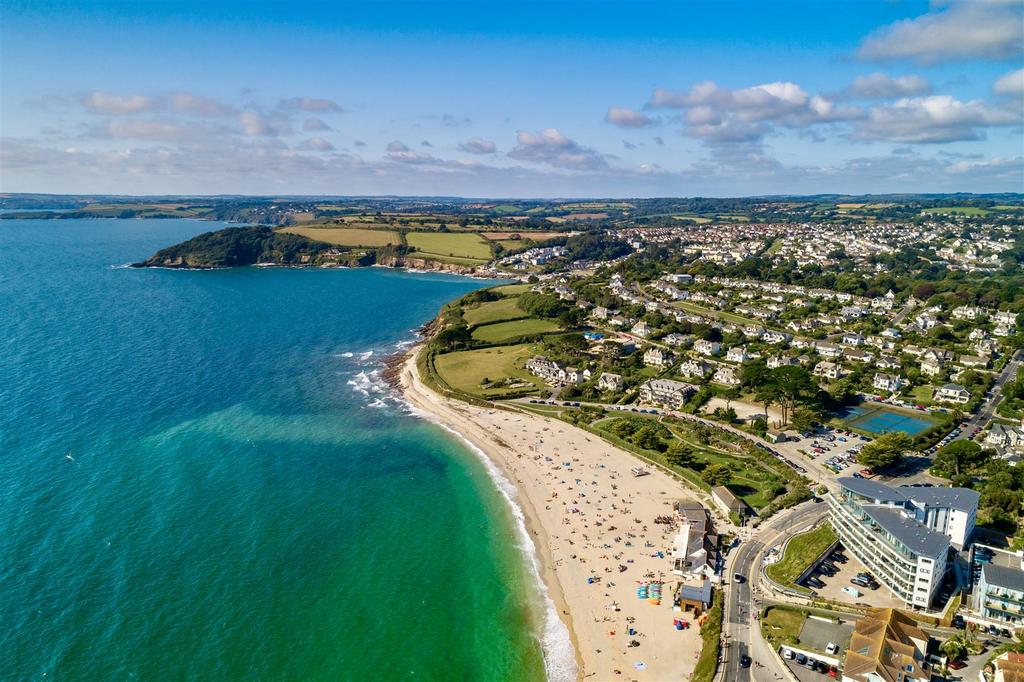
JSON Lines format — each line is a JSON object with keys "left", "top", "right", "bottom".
{"left": 135, "top": 226, "right": 329, "bottom": 268}
{"left": 518, "top": 292, "right": 568, "bottom": 318}
{"left": 856, "top": 431, "right": 913, "bottom": 470}
{"left": 563, "top": 233, "right": 632, "bottom": 262}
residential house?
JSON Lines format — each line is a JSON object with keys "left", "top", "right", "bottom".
{"left": 952, "top": 305, "right": 984, "bottom": 321}
{"left": 671, "top": 501, "right": 718, "bottom": 579}
{"left": 662, "top": 333, "right": 692, "bottom": 348}
{"left": 639, "top": 379, "right": 697, "bottom": 408}
{"left": 694, "top": 339, "right": 722, "bottom": 356}
{"left": 814, "top": 361, "right": 843, "bottom": 380}
{"left": 842, "top": 331, "right": 865, "bottom": 346}
{"left": 972, "top": 545, "right": 1024, "bottom": 627}
{"left": 985, "top": 423, "right": 1024, "bottom": 457}
{"left": 876, "top": 356, "right": 902, "bottom": 371}
{"left": 816, "top": 342, "right": 843, "bottom": 359}
{"left": 597, "top": 372, "right": 624, "bottom": 392}
{"left": 767, "top": 355, "right": 799, "bottom": 369}
{"left": 762, "top": 330, "right": 792, "bottom": 345}
{"left": 726, "top": 346, "right": 751, "bottom": 363}
{"left": 873, "top": 373, "right": 903, "bottom": 393}
{"left": 631, "top": 321, "right": 653, "bottom": 338}
{"left": 643, "top": 347, "right": 673, "bottom": 367}
{"left": 713, "top": 366, "right": 741, "bottom": 386}
{"left": 679, "top": 359, "right": 713, "bottom": 379}
{"left": 934, "top": 383, "right": 970, "bottom": 404}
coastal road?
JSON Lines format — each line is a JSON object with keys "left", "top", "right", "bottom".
{"left": 721, "top": 500, "right": 828, "bottom": 681}
{"left": 953, "top": 349, "right": 1021, "bottom": 442}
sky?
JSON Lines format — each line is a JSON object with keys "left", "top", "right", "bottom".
{"left": 1, "top": 0, "right": 1022, "bottom": 197}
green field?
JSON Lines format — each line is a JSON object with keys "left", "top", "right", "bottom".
{"left": 278, "top": 226, "right": 401, "bottom": 247}
{"left": 761, "top": 606, "right": 807, "bottom": 648}
{"left": 922, "top": 206, "right": 991, "bottom": 216}
{"left": 433, "top": 344, "right": 543, "bottom": 397}
{"left": 492, "top": 283, "right": 531, "bottom": 296}
{"left": 407, "top": 232, "right": 493, "bottom": 262}
{"left": 463, "top": 297, "right": 527, "bottom": 326}
{"left": 472, "top": 318, "right": 561, "bottom": 343}
{"left": 674, "top": 301, "right": 760, "bottom": 327}
{"left": 765, "top": 523, "right": 837, "bottom": 591}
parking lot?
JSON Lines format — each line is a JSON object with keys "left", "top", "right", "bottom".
{"left": 798, "top": 546, "right": 906, "bottom": 610}
{"left": 799, "top": 617, "right": 853, "bottom": 655}
{"left": 773, "top": 425, "right": 870, "bottom": 484}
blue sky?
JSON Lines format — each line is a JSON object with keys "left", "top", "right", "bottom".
{"left": 1, "top": 0, "right": 1022, "bottom": 197}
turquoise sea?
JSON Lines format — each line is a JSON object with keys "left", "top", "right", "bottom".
{"left": 0, "top": 219, "right": 563, "bottom": 680}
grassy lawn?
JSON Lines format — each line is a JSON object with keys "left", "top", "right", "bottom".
{"left": 278, "top": 226, "right": 401, "bottom": 247}
{"left": 910, "top": 384, "right": 935, "bottom": 405}
{"left": 761, "top": 606, "right": 807, "bottom": 648}
{"left": 463, "top": 297, "right": 527, "bottom": 326}
{"left": 471, "top": 318, "right": 561, "bottom": 343}
{"left": 433, "top": 344, "right": 543, "bottom": 398}
{"left": 492, "top": 283, "right": 531, "bottom": 296}
{"left": 766, "top": 523, "right": 837, "bottom": 591}
{"left": 407, "top": 232, "right": 492, "bottom": 261}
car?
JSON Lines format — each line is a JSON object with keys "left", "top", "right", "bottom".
{"left": 805, "top": 657, "right": 817, "bottom": 669}
{"left": 796, "top": 653, "right": 807, "bottom": 665}
{"left": 852, "top": 472, "right": 864, "bottom": 478}
{"left": 782, "top": 648, "right": 795, "bottom": 660}
{"left": 807, "top": 577, "right": 825, "bottom": 589}
{"left": 851, "top": 577, "right": 869, "bottom": 587}
{"left": 952, "top": 614, "right": 965, "bottom": 629}
{"left": 739, "top": 655, "right": 752, "bottom": 668}
{"left": 826, "top": 641, "right": 838, "bottom": 655}
{"left": 948, "top": 659, "right": 967, "bottom": 670}
{"left": 733, "top": 573, "right": 745, "bottom": 583}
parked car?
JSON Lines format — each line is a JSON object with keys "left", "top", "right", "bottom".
{"left": 782, "top": 648, "right": 795, "bottom": 660}
{"left": 948, "top": 659, "right": 967, "bottom": 670}
{"left": 826, "top": 641, "right": 838, "bottom": 655}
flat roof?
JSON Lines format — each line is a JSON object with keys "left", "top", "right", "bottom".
{"left": 838, "top": 477, "right": 908, "bottom": 504}
{"left": 862, "top": 506, "right": 949, "bottom": 558}
{"left": 983, "top": 563, "right": 1024, "bottom": 593}
{"left": 899, "top": 486, "right": 980, "bottom": 513}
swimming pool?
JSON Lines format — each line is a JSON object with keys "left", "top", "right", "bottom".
{"left": 843, "top": 405, "right": 936, "bottom": 436}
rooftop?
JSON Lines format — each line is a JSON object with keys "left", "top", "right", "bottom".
{"left": 861, "top": 506, "right": 949, "bottom": 559}
{"left": 838, "top": 477, "right": 908, "bottom": 504}
{"left": 898, "top": 486, "right": 980, "bottom": 514}
{"left": 983, "top": 562, "right": 1024, "bottom": 594}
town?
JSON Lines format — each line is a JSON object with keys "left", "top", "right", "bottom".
{"left": 419, "top": 202, "right": 1024, "bottom": 682}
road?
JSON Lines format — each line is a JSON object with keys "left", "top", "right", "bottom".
{"left": 954, "top": 348, "right": 1021, "bottom": 442}
{"left": 720, "top": 500, "right": 828, "bottom": 681}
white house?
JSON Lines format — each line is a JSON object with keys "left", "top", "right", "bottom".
{"left": 598, "top": 372, "right": 624, "bottom": 392}
{"left": 713, "top": 366, "right": 741, "bottom": 386}
{"left": 814, "top": 361, "right": 843, "bottom": 380}
{"left": 694, "top": 339, "right": 722, "bottom": 356}
{"left": 873, "top": 373, "right": 903, "bottom": 393}
{"left": 726, "top": 347, "right": 751, "bottom": 363}
{"left": 679, "top": 358, "right": 713, "bottom": 379}
{"left": 643, "top": 347, "right": 673, "bottom": 367}
{"left": 934, "top": 383, "right": 970, "bottom": 404}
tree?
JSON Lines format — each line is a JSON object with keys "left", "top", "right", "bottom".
{"left": 857, "top": 431, "right": 913, "bottom": 470}
{"left": 940, "top": 636, "right": 966, "bottom": 663}
{"left": 701, "top": 463, "right": 732, "bottom": 486}
{"left": 932, "top": 440, "right": 984, "bottom": 478}
{"left": 666, "top": 441, "right": 696, "bottom": 468}
{"left": 633, "top": 424, "right": 665, "bottom": 452}
{"left": 791, "top": 407, "right": 820, "bottom": 433}
{"left": 723, "top": 386, "right": 741, "bottom": 409}
{"left": 433, "top": 325, "right": 472, "bottom": 351}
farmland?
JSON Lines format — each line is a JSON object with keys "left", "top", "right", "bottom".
{"left": 407, "top": 232, "right": 492, "bottom": 262}
{"left": 278, "top": 226, "right": 401, "bottom": 247}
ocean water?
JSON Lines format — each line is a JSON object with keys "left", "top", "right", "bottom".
{"left": 0, "top": 219, "right": 553, "bottom": 680}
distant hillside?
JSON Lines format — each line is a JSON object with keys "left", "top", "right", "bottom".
{"left": 133, "top": 226, "right": 329, "bottom": 268}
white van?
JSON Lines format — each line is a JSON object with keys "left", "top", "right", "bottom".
{"left": 842, "top": 586, "right": 861, "bottom": 597}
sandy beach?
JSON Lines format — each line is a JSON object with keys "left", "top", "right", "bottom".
{"left": 399, "top": 351, "right": 708, "bottom": 681}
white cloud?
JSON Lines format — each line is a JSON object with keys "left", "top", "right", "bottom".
{"left": 106, "top": 118, "right": 188, "bottom": 140}
{"left": 649, "top": 80, "right": 861, "bottom": 144}
{"left": 302, "top": 117, "right": 332, "bottom": 132}
{"left": 843, "top": 73, "right": 933, "bottom": 99}
{"left": 280, "top": 97, "right": 343, "bottom": 112}
{"left": 994, "top": 68, "right": 1024, "bottom": 98}
{"left": 854, "top": 95, "right": 1021, "bottom": 143}
{"left": 166, "top": 93, "right": 234, "bottom": 117}
{"left": 457, "top": 137, "right": 496, "bottom": 154}
{"left": 857, "top": 1, "right": 1024, "bottom": 63}
{"left": 239, "top": 111, "right": 291, "bottom": 136}
{"left": 297, "top": 137, "right": 335, "bottom": 152}
{"left": 81, "top": 91, "right": 152, "bottom": 114}
{"left": 604, "top": 106, "right": 653, "bottom": 128}
{"left": 507, "top": 128, "right": 608, "bottom": 170}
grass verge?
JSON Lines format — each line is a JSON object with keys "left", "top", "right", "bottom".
{"left": 692, "top": 589, "right": 724, "bottom": 682}
{"left": 765, "top": 523, "right": 837, "bottom": 591}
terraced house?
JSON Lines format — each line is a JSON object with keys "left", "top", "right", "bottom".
{"left": 828, "top": 478, "right": 978, "bottom": 609}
